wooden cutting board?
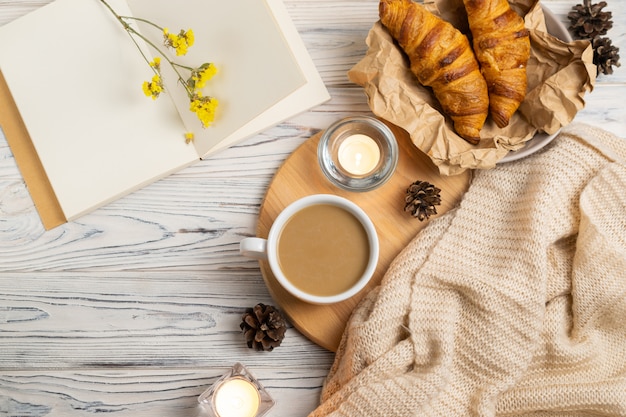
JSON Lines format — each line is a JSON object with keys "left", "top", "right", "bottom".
{"left": 257, "top": 122, "right": 472, "bottom": 352}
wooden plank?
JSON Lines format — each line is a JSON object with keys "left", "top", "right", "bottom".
{"left": 0, "top": 271, "right": 334, "bottom": 369}
{"left": 0, "top": 1, "right": 624, "bottom": 416}
{"left": 0, "top": 368, "right": 327, "bottom": 417}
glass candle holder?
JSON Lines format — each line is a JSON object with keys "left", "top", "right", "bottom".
{"left": 318, "top": 116, "right": 398, "bottom": 192}
{"left": 197, "top": 363, "right": 275, "bottom": 417}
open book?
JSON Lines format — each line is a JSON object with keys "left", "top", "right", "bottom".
{"left": 0, "top": 0, "right": 329, "bottom": 229}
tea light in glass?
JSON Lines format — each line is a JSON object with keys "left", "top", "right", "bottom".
{"left": 197, "top": 363, "right": 274, "bottom": 417}
{"left": 318, "top": 116, "right": 398, "bottom": 192}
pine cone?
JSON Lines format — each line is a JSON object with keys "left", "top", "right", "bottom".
{"left": 404, "top": 180, "right": 441, "bottom": 221}
{"left": 240, "top": 303, "right": 287, "bottom": 351}
{"left": 592, "top": 36, "right": 621, "bottom": 75}
{"left": 568, "top": 0, "right": 613, "bottom": 39}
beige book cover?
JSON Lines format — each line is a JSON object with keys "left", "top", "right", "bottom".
{"left": 0, "top": 0, "right": 329, "bottom": 229}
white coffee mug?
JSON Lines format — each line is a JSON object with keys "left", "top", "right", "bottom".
{"left": 240, "top": 194, "right": 379, "bottom": 304}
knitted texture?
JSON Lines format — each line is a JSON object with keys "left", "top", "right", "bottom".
{"left": 309, "top": 123, "right": 626, "bottom": 417}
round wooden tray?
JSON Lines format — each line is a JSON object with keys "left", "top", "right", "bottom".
{"left": 257, "top": 122, "right": 472, "bottom": 352}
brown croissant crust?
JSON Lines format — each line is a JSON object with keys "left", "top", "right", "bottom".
{"left": 463, "top": 0, "right": 531, "bottom": 128}
{"left": 379, "top": 0, "right": 489, "bottom": 144}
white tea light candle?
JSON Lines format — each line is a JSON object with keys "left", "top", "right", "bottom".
{"left": 213, "top": 377, "right": 260, "bottom": 417}
{"left": 337, "top": 133, "right": 381, "bottom": 176}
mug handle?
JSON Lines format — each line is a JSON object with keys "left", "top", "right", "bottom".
{"left": 239, "top": 237, "right": 269, "bottom": 260}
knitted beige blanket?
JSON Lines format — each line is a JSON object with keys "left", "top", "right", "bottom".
{"left": 309, "top": 123, "right": 626, "bottom": 417}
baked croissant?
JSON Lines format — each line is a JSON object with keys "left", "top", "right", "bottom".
{"left": 463, "top": 0, "right": 531, "bottom": 128}
{"left": 379, "top": 0, "right": 489, "bottom": 144}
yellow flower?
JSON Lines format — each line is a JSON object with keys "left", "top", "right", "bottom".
{"left": 163, "top": 28, "right": 194, "bottom": 56}
{"left": 184, "top": 29, "right": 194, "bottom": 48}
{"left": 149, "top": 56, "right": 161, "bottom": 70}
{"left": 189, "top": 93, "right": 218, "bottom": 128}
{"left": 190, "top": 63, "right": 217, "bottom": 90}
{"left": 100, "top": 1, "right": 221, "bottom": 141}
{"left": 142, "top": 74, "right": 163, "bottom": 100}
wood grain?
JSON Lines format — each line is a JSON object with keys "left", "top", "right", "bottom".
{"left": 0, "top": 0, "right": 624, "bottom": 416}
{"left": 0, "top": 368, "right": 328, "bottom": 417}
{"left": 257, "top": 123, "right": 472, "bottom": 351}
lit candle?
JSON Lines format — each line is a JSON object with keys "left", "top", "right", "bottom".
{"left": 337, "top": 133, "right": 381, "bottom": 176}
{"left": 213, "top": 377, "right": 260, "bottom": 417}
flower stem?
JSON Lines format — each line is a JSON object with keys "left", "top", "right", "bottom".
{"left": 98, "top": 0, "right": 194, "bottom": 98}
{"left": 172, "top": 62, "right": 195, "bottom": 71}
{"left": 118, "top": 15, "right": 164, "bottom": 32}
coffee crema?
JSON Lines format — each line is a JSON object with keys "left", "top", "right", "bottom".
{"left": 277, "top": 204, "right": 370, "bottom": 297}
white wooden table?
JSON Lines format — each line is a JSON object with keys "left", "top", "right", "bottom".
{"left": 1, "top": 1, "right": 624, "bottom": 416}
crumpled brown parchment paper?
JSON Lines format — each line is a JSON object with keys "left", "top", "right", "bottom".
{"left": 347, "top": 0, "right": 596, "bottom": 175}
